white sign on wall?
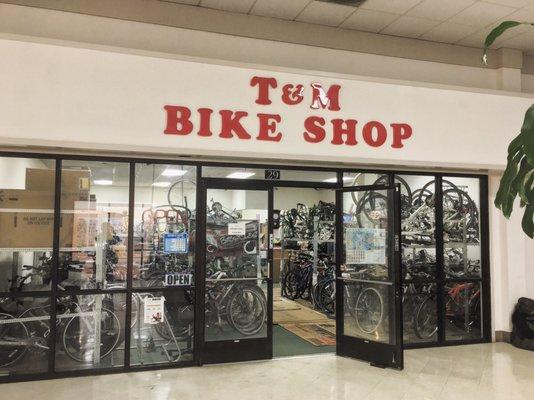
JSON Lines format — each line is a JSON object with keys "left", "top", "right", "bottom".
{"left": 0, "top": 38, "right": 532, "bottom": 169}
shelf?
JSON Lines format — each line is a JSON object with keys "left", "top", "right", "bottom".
{"left": 0, "top": 247, "right": 96, "bottom": 252}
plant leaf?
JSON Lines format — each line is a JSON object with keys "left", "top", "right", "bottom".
{"left": 495, "top": 134, "right": 524, "bottom": 216}
{"left": 518, "top": 169, "right": 534, "bottom": 205}
{"left": 521, "top": 204, "right": 534, "bottom": 238}
{"left": 483, "top": 21, "right": 522, "bottom": 64}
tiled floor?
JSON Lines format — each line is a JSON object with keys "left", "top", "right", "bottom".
{"left": 2, "top": 343, "right": 533, "bottom": 400}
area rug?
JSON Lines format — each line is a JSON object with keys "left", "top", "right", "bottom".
{"left": 280, "top": 322, "right": 336, "bottom": 346}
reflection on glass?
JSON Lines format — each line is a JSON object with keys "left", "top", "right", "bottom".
{"left": 0, "top": 157, "right": 56, "bottom": 293}
{"left": 0, "top": 296, "right": 50, "bottom": 375}
{"left": 342, "top": 188, "right": 393, "bottom": 343}
{"left": 203, "top": 166, "right": 340, "bottom": 183}
{"left": 133, "top": 164, "right": 196, "bottom": 288}
{"left": 58, "top": 161, "right": 129, "bottom": 290}
{"left": 402, "top": 283, "right": 437, "bottom": 343}
{"left": 445, "top": 282, "right": 482, "bottom": 340}
{"left": 343, "top": 172, "right": 385, "bottom": 187}
{"left": 443, "top": 177, "right": 481, "bottom": 279}
{"left": 204, "top": 189, "right": 268, "bottom": 341}
{"left": 130, "top": 290, "right": 193, "bottom": 366}
{"left": 397, "top": 175, "right": 436, "bottom": 281}
{"left": 55, "top": 293, "right": 124, "bottom": 371}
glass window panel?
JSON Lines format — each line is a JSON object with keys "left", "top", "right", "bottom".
{"left": 444, "top": 282, "right": 482, "bottom": 340}
{"left": 204, "top": 189, "right": 268, "bottom": 341}
{"left": 0, "top": 157, "right": 55, "bottom": 293}
{"left": 130, "top": 289, "right": 193, "bottom": 366}
{"left": 55, "top": 293, "right": 125, "bottom": 371}
{"left": 202, "top": 166, "right": 338, "bottom": 183}
{"left": 402, "top": 283, "right": 437, "bottom": 344}
{"left": 342, "top": 281, "right": 392, "bottom": 343}
{"left": 0, "top": 295, "right": 51, "bottom": 376}
{"left": 343, "top": 172, "right": 387, "bottom": 187}
{"left": 58, "top": 161, "right": 129, "bottom": 290}
{"left": 342, "top": 189, "right": 390, "bottom": 280}
{"left": 397, "top": 175, "right": 436, "bottom": 281}
{"left": 133, "top": 164, "right": 196, "bottom": 288}
{"left": 342, "top": 188, "right": 395, "bottom": 344}
{"left": 443, "top": 177, "right": 481, "bottom": 279}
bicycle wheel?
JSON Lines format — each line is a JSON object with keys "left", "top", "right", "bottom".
{"left": 0, "top": 313, "right": 29, "bottom": 368}
{"left": 414, "top": 296, "right": 438, "bottom": 339}
{"left": 62, "top": 307, "right": 121, "bottom": 363}
{"left": 355, "top": 287, "right": 384, "bottom": 334}
{"left": 153, "top": 303, "right": 194, "bottom": 341}
{"left": 320, "top": 278, "right": 336, "bottom": 315}
{"left": 227, "top": 286, "right": 266, "bottom": 336}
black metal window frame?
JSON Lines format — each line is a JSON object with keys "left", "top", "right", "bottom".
{"left": 0, "top": 151, "right": 491, "bottom": 383}
{"left": 341, "top": 170, "right": 491, "bottom": 348}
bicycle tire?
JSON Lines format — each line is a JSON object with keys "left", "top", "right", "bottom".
{"left": 355, "top": 287, "right": 384, "bottom": 334}
{"left": 62, "top": 307, "right": 121, "bottom": 363}
{"left": 413, "top": 295, "right": 438, "bottom": 339}
{"left": 0, "top": 313, "right": 29, "bottom": 368}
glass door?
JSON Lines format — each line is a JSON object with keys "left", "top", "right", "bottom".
{"left": 335, "top": 184, "right": 403, "bottom": 369}
{"left": 199, "top": 179, "right": 272, "bottom": 363}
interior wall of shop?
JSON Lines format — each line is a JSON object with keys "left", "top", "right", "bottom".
{"left": 0, "top": 2, "right": 532, "bottom": 338}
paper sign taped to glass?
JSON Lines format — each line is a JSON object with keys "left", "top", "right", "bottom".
{"left": 144, "top": 296, "right": 165, "bottom": 324}
{"left": 345, "top": 228, "right": 386, "bottom": 264}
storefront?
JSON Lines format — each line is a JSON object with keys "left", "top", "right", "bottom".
{"left": 0, "top": 36, "right": 530, "bottom": 382}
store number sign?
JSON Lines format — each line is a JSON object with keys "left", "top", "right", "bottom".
{"left": 265, "top": 169, "right": 280, "bottom": 180}
{"left": 163, "top": 77, "right": 413, "bottom": 149}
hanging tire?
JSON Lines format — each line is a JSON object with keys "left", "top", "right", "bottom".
{"left": 227, "top": 286, "right": 266, "bottom": 336}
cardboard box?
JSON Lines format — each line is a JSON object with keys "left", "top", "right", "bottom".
{"left": 0, "top": 188, "right": 89, "bottom": 212}
{"left": 0, "top": 211, "right": 73, "bottom": 249}
{"left": 25, "top": 168, "right": 91, "bottom": 196}
{"left": 0, "top": 189, "right": 78, "bottom": 248}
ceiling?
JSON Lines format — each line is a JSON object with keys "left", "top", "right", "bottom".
{"left": 161, "top": 0, "right": 534, "bottom": 53}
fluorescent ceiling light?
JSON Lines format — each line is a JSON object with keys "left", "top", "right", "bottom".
{"left": 162, "top": 168, "right": 187, "bottom": 177}
{"left": 226, "top": 172, "right": 256, "bottom": 179}
{"left": 94, "top": 179, "right": 113, "bottom": 186}
{"left": 152, "top": 181, "right": 171, "bottom": 187}
{"left": 322, "top": 177, "right": 353, "bottom": 183}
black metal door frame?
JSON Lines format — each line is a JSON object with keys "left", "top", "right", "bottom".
{"left": 335, "top": 183, "right": 403, "bottom": 369}
{"left": 197, "top": 178, "right": 274, "bottom": 364}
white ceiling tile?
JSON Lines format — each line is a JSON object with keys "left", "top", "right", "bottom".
{"left": 295, "top": 1, "right": 357, "bottom": 27}
{"left": 341, "top": 9, "right": 400, "bottom": 33}
{"left": 420, "top": 22, "right": 479, "bottom": 43}
{"left": 503, "top": 8, "right": 534, "bottom": 21}
{"left": 360, "top": 0, "right": 423, "bottom": 14}
{"left": 199, "top": 0, "right": 255, "bottom": 13}
{"left": 449, "top": 2, "right": 516, "bottom": 27}
{"left": 499, "top": 31, "right": 534, "bottom": 50}
{"left": 483, "top": 0, "right": 534, "bottom": 7}
{"left": 161, "top": 0, "right": 201, "bottom": 5}
{"left": 407, "top": 0, "right": 475, "bottom": 21}
{"left": 250, "top": 0, "right": 312, "bottom": 20}
{"left": 456, "top": 23, "right": 523, "bottom": 47}
{"left": 380, "top": 15, "right": 440, "bottom": 38}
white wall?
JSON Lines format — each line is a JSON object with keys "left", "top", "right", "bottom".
{"left": 0, "top": 157, "right": 48, "bottom": 189}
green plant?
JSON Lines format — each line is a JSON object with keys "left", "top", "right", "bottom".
{"left": 483, "top": 21, "right": 534, "bottom": 238}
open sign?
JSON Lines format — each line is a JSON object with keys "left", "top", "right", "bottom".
{"left": 164, "top": 273, "right": 193, "bottom": 286}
